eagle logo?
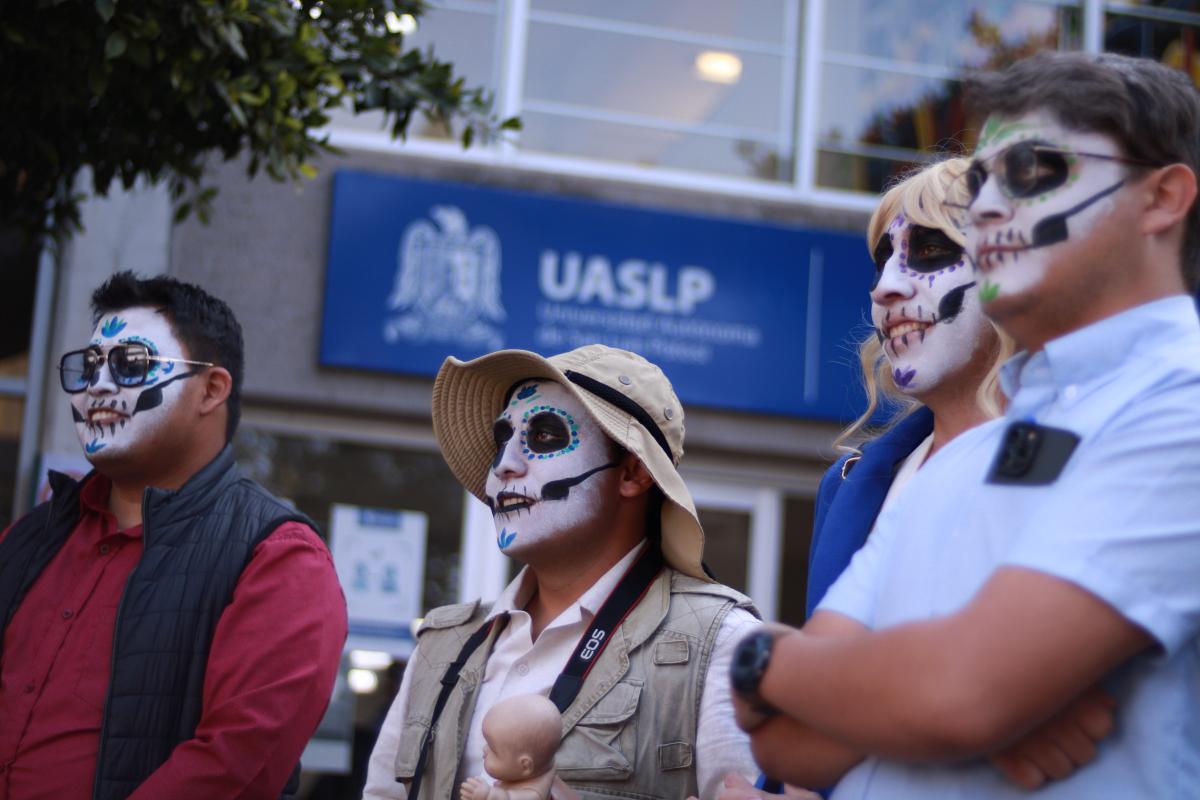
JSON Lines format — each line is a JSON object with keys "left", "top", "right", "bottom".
{"left": 384, "top": 205, "right": 505, "bottom": 350}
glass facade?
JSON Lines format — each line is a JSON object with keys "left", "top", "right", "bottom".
{"left": 232, "top": 429, "right": 466, "bottom": 613}
{"left": 816, "top": 1, "right": 1083, "bottom": 193}
{"left": 332, "top": 0, "right": 1200, "bottom": 206}
{"left": 520, "top": 1, "right": 798, "bottom": 180}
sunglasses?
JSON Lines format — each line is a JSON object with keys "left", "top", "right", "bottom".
{"left": 944, "top": 141, "right": 1161, "bottom": 225}
{"left": 59, "top": 344, "right": 214, "bottom": 393}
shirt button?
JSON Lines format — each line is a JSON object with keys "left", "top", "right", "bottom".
{"left": 99, "top": 544, "right": 111, "bottom": 555}
{"left": 23, "top": 682, "right": 35, "bottom": 694}
{"left": 516, "top": 662, "right": 530, "bottom": 676}
{"left": 1063, "top": 385, "right": 1078, "bottom": 402}
{"left": 62, "top": 609, "right": 74, "bottom": 619}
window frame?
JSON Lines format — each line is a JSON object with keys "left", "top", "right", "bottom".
{"left": 324, "top": 0, "right": 1195, "bottom": 214}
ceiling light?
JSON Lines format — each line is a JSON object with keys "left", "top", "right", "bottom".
{"left": 695, "top": 51, "right": 742, "bottom": 85}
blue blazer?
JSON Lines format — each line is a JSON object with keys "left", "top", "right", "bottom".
{"left": 805, "top": 407, "right": 934, "bottom": 618}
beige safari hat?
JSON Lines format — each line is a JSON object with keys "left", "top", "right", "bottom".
{"left": 432, "top": 343, "right": 709, "bottom": 581}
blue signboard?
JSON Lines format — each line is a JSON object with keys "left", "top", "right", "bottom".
{"left": 321, "top": 170, "right": 874, "bottom": 420}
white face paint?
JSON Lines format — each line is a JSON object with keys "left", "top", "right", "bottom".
{"left": 871, "top": 213, "right": 989, "bottom": 395}
{"left": 70, "top": 306, "right": 194, "bottom": 463}
{"left": 484, "top": 380, "right": 617, "bottom": 557}
{"left": 966, "top": 111, "right": 1128, "bottom": 305}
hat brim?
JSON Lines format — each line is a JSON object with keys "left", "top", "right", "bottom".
{"left": 432, "top": 350, "right": 709, "bottom": 581}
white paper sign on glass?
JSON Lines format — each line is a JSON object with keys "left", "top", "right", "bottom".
{"left": 330, "top": 503, "right": 427, "bottom": 656}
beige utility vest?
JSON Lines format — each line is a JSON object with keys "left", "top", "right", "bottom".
{"left": 392, "top": 567, "right": 758, "bottom": 800}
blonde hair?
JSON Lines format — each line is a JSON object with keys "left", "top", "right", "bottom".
{"left": 835, "top": 158, "right": 1017, "bottom": 454}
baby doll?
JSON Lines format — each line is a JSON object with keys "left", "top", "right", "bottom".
{"left": 459, "top": 694, "right": 577, "bottom": 800}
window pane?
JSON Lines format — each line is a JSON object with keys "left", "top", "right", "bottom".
{"left": 522, "top": 22, "right": 794, "bottom": 179}
{"left": 697, "top": 508, "right": 751, "bottom": 594}
{"left": 817, "top": 0, "right": 1082, "bottom": 193}
{"left": 776, "top": 494, "right": 816, "bottom": 627}
{"left": 232, "top": 430, "right": 465, "bottom": 613}
{"left": 326, "top": 3, "right": 499, "bottom": 139}
{"left": 531, "top": 0, "right": 789, "bottom": 45}
{"left": 519, "top": 111, "right": 792, "bottom": 181}
{"left": 1105, "top": 6, "right": 1200, "bottom": 87}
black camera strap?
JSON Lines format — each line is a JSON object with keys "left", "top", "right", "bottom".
{"left": 407, "top": 543, "right": 665, "bottom": 796}
{"left": 549, "top": 543, "right": 664, "bottom": 712}
{"left": 407, "top": 612, "right": 508, "bottom": 800}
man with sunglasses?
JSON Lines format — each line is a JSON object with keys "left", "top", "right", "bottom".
{"left": 0, "top": 272, "right": 347, "bottom": 799}
{"left": 728, "top": 52, "right": 1200, "bottom": 797}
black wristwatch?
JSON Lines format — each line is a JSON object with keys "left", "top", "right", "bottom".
{"left": 730, "top": 629, "right": 778, "bottom": 714}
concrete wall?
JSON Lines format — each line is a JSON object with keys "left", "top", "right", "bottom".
{"left": 167, "top": 147, "right": 862, "bottom": 471}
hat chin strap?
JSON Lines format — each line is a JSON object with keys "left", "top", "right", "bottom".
{"left": 541, "top": 460, "right": 620, "bottom": 501}
{"left": 563, "top": 370, "right": 675, "bottom": 461}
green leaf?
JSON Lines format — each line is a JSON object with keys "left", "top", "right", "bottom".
{"left": 105, "top": 31, "right": 127, "bottom": 60}
{"left": 298, "top": 163, "right": 317, "bottom": 179}
{"left": 95, "top": 0, "right": 115, "bottom": 22}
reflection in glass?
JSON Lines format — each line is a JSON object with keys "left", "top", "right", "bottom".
{"left": 325, "top": 4, "right": 499, "bottom": 139}
{"left": 522, "top": 21, "right": 794, "bottom": 180}
{"left": 519, "top": 111, "right": 794, "bottom": 181}
{"left": 232, "top": 429, "right": 465, "bottom": 613}
{"left": 531, "top": 0, "right": 787, "bottom": 45}
{"left": 1105, "top": 7, "right": 1200, "bottom": 87}
{"left": 818, "top": 1, "right": 1082, "bottom": 193}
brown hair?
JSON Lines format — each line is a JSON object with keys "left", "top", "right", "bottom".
{"left": 966, "top": 51, "right": 1200, "bottom": 290}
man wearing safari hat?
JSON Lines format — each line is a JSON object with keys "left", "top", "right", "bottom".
{"left": 364, "top": 344, "right": 761, "bottom": 800}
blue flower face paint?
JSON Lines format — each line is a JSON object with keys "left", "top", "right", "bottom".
{"left": 485, "top": 380, "right": 618, "bottom": 557}
{"left": 871, "top": 213, "right": 989, "bottom": 397}
{"left": 70, "top": 306, "right": 193, "bottom": 464}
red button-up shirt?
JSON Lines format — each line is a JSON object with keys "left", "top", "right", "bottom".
{"left": 0, "top": 474, "right": 347, "bottom": 799}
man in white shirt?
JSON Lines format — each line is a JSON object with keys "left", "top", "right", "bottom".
{"left": 364, "top": 344, "right": 760, "bottom": 800}
{"left": 728, "top": 51, "right": 1200, "bottom": 798}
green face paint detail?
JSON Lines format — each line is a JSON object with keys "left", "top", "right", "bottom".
{"left": 978, "top": 117, "right": 1036, "bottom": 151}
{"left": 978, "top": 281, "right": 1001, "bottom": 303}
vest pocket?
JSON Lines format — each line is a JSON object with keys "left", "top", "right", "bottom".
{"left": 557, "top": 680, "right": 642, "bottom": 781}
{"left": 392, "top": 718, "right": 432, "bottom": 780}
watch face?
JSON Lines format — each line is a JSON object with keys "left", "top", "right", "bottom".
{"left": 731, "top": 630, "right": 773, "bottom": 696}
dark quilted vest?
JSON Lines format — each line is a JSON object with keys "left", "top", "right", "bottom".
{"left": 0, "top": 446, "right": 314, "bottom": 800}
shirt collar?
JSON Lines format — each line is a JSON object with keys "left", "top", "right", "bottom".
{"left": 487, "top": 539, "right": 648, "bottom": 624}
{"left": 79, "top": 472, "right": 114, "bottom": 515}
{"left": 1001, "top": 295, "right": 1200, "bottom": 397}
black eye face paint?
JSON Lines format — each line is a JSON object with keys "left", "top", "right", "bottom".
{"left": 526, "top": 412, "right": 570, "bottom": 454}
{"left": 870, "top": 236, "right": 894, "bottom": 291}
{"left": 936, "top": 281, "right": 976, "bottom": 323}
{"left": 492, "top": 418, "right": 514, "bottom": 469}
{"left": 1005, "top": 143, "right": 1069, "bottom": 199}
{"left": 907, "top": 227, "right": 963, "bottom": 274}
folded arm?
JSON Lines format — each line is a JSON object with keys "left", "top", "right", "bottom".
{"left": 759, "top": 566, "right": 1150, "bottom": 762}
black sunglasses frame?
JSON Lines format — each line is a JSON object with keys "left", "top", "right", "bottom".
{"left": 944, "top": 142, "right": 1164, "bottom": 220}
{"left": 58, "top": 344, "right": 214, "bottom": 393}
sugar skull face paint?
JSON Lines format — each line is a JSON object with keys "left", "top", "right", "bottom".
{"left": 69, "top": 306, "right": 197, "bottom": 463}
{"left": 871, "top": 214, "right": 989, "bottom": 396}
{"left": 485, "top": 380, "right": 618, "bottom": 557}
{"left": 963, "top": 111, "right": 1133, "bottom": 304}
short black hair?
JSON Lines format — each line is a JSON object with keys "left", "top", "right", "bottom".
{"left": 966, "top": 51, "right": 1200, "bottom": 289}
{"left": 90, "top": 271, "right": 244, "bottom": 442}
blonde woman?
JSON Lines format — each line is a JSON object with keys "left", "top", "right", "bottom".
{"left": 806, "top": 158, "right": 1013, "bottom": 617}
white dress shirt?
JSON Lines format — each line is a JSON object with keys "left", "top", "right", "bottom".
{"left": 364, "top": 541, "right": 761, "bottom": 800}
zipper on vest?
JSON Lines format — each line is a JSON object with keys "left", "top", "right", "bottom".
{"left": 91, "top": 489, "right": 151, "bottom": 800}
